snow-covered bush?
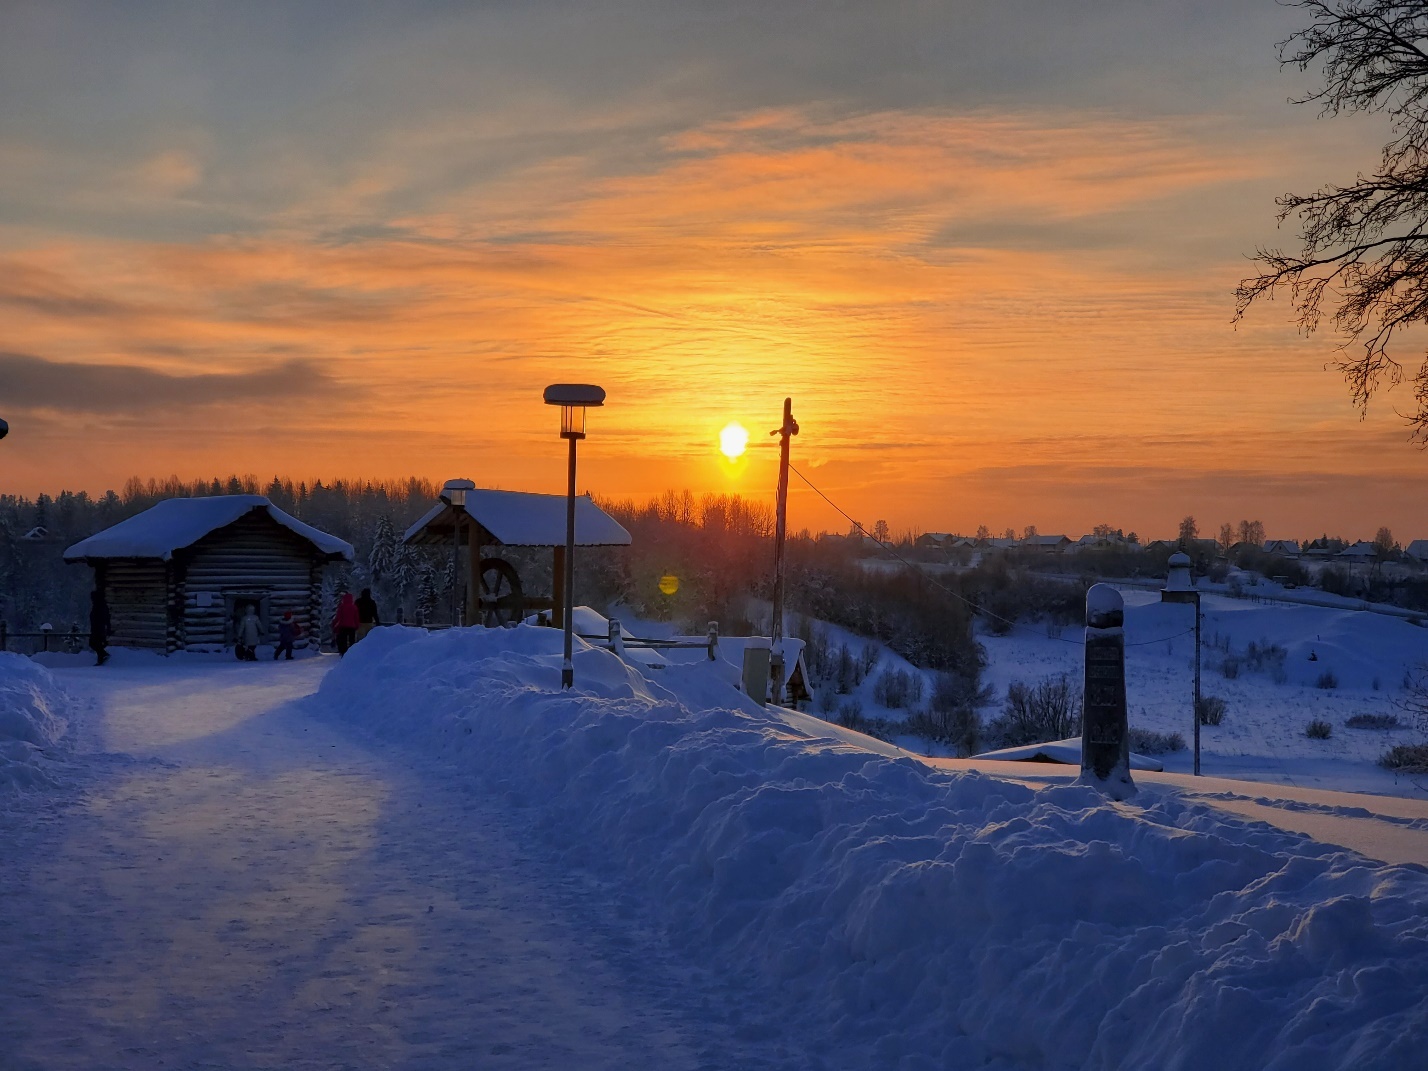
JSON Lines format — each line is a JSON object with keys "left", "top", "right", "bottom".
{"left": 1196, "top": 695, "right": 1227, "bottom": 726}
{"left": 1219, "top": 656, "right": 1240, "bottom": 680}
{"left": 1128, "top": 727, "right": 1185, "bottom": 755}
{"left": 872, "top": 667, "right": 924, "bottom": 709}
{"left": 1316, "top": 669, "right": 1340, "bottom": 690}
{"left": 1306, "top": 718, "right": 1334, "bottom": 740}
{"left": 1380, "top": 742, "right": 1428, "bottom": 773}
{"left": 904, "top": 673, "right": 981, "bottom": 755}
{"left": 989, "top": 674, "right": 1080, "bottom": 746}
{"left": 1346, "top": 713, "right": 1402, "bottom": 730}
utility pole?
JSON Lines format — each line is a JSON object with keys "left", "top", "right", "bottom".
{"left": 770, "top": 397, "right": 799, "bottom": 704}
{"left": 1193, "top": 591, "right": 1202, "bottom": 775}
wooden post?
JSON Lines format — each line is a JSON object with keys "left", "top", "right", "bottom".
{"left": 707, "top": 620, "right": 719, "bottom": 661}
{"left": 770, "top": 397, "right": 798, "bottom": 703}
{"left": 466, "top": 521, "right": 482, "bottom": 626}
{"left": 552, "top": 545, "right": 566, "bottom": 629}
{"left": 0, "top": 621, "right": 6, "bottom": 651}
{"left": 1193, "top": 592, "right": 1202, "bottom": 776}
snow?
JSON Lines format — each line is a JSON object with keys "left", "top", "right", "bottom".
{"left": 1085, "top": 581, "right": 1123, "bottom": 621}
{"left": 974, "top": 737, "right": 1165, "bottom": 772}
{"left": 306, "top": 624, "right": 1427, "bottom": 1068}
{"left": 5, "top": 620, "right": 1428, "bottom": 1068}
{"left": 62, "top": 494, "right": 353, "bottom": 562}
{"left": 403, "top": 489, "right": 632, "bottom": 547}
{"left": 0, "top": 652, "right": 70, "bottom": 792}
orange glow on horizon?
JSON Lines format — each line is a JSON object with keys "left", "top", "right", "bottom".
{"left": 3, "top": 109, "right": 1425, "bottom": 538}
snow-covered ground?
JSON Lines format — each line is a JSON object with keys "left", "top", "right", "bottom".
{"left": 974, "top": 591, "right": 1428, "bottom": 799}
{"left": 4, "top": 625, "right": 1427, "bottom": 1069}
{"left": 801, "top": 590, "right": 1428, "bottom": 800}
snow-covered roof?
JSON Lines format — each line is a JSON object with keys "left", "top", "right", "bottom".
{"left": 1338, "top": 541, "right": 1377, "bottom": 559}
{"left": 63, "top": 496, "right": 354, "bottom": 563}
{"left": 404, "top": 489, "right": 631, "bottom": 548}
{"left": 1406, "top": 539, "right": 1428, "bottom": 561}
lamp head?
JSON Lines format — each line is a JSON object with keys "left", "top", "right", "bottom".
{"left": 0, "top": 417, "right": 8, "bottom": 440}
{"left": 544, "top": 383, "right": 605, "bottom": 440}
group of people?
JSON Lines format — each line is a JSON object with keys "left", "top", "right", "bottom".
{"left": 83, "top": 585, "right": 383, "bottom": 665}
{"left": 332, "top": 588, "right": 381, "bottom": 656}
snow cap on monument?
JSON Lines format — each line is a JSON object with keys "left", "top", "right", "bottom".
{"left": 1086, "top": 583, "right": 1123, "bottom": 628}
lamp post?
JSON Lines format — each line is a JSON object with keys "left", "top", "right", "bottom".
{"left": 543, "top": 383, "right": 605, "bottom": 689}
{"left": 439, "top": 479, "right": 473, "bottom": 625}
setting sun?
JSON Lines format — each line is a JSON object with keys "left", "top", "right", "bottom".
{"left": 719, "top": 421, "right": 749, "bottom": 459}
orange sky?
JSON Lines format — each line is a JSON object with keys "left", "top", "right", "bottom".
{"left": 3, "top": 3, "right": 1427, "bottom": 540}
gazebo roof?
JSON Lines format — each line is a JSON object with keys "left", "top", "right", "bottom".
{"left": 63, "top": 495, "right": 354, "bottom": 563}
{"left": 403, "top": 489, "right": 631, "bottom": 548}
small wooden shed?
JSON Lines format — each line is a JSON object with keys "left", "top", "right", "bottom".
{"left": 403, "top": 480, "right": 631, "bottom": 627}
{"left": 63, "top": 495, "right": 353, "bottom": 653}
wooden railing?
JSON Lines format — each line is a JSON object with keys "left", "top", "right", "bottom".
{"left": 577, "top": 618, "right": 720, "bottom": 661}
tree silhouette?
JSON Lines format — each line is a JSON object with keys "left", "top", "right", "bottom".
{"left": 1237, "top": 0, "right": 1428, "bottom": 442}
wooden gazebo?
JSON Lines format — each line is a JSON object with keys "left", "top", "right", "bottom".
{"left": 402, "top": 479, "right": 631, "bottom": 627}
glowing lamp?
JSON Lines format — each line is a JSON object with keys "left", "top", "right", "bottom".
{"left": 659, "top": 574, "right": 680, "bottom": 596}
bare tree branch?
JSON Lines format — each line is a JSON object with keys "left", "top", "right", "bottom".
{"left": 1240, "top": 1, "right": 1428, "bottom": 442}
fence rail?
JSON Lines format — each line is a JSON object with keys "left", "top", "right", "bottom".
{"left": 0, "top": 623, "right": 92, "bottom": 655}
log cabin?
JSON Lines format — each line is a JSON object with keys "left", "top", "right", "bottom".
{"left": 63, "top": 496, "right": 353, "bottom": 654}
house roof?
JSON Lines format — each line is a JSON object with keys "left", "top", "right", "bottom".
{"left": 1406, "top": 539, "right": 1428, "bottom": 560}
{"left": 1026, "top": 534, "right": 1070, "bottom": 545}
{"left": 63, "top": 495, "right": 354, "bottom": 563}
{"left": 404, "top": 489, "right": 632, "bottom": 548}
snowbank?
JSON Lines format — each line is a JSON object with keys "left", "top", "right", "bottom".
{"left": 315, "top": 625, "right": 1428, "bottom": 1070}
{"left": 0, "top": 652, "right": 71, "bottom": 792}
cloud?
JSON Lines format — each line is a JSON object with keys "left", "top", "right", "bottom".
{"left": 0, "top": 351, "right": 349, "bottom": 414}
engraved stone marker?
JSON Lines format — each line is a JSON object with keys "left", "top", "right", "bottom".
{"left": 1079, "top": 583, "right": 1136, "bottom": 799}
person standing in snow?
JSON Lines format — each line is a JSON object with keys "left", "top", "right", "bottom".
{"left": 88, "top": 588, "right": 110, "bottom": 666}
{"left": 333, "top": 592, "right": 359, "bottom": 656}
{"left": 274, "top": 611, "right": 301, "bottom": 661}
{"left": 355, "top": 587, "right": 381, "bottom": 643}
{"left": 236, "top": 604, "right": 262, "bottom": 661}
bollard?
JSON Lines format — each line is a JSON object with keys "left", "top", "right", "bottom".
{"left": 608, "top": 616, "right": 625, "bottom": 656}
{"left": 1079, "top": 584, "right": 1136, "bottom": 800}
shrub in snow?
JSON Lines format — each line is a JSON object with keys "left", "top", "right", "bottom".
{"left": 1219, "top": 656, "right": 1240, "bottom": 680}
{"left": 989, "top": 674, "right": 1080, "bottom": 747}
{"left": 1380, "top": 742, "right": 1428, "bottom": 773}
{"left": 1401, "top": 663, "right": 1428, "bottom": 734}
{"left": 1244, "top": 639, "right": 1287, "bottom": 673}
{"left": 1346, "top": 713, "right": 1403, "bottom": 730}
{"left": 872, "top": 667, "right": 924, "bottom": 709}
{"left": 1196, "top": 695, "right": 1228, "bottom": 726}
{"left": 904, "top": 673, "right": 982, "bottom": 755}
{"left": 1305, "top": 718, "right": 1334, "bottom": 740}
{"left": 1316, "top": 670, "right": 1340, "bottom": 690}
{"left": 1127, "top": 727, "right": 1186, "bottom": 755}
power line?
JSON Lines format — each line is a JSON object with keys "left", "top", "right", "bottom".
{"left": 787, "top": 461, "right": 1196, "bottom": 650}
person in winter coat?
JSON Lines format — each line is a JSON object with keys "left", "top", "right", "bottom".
{"left": 333, "top": 592, "right": 359, "bottom": 656}
{"left": 274, "top": 611, "right": 301, "bottom": 661}
{"left": 89, "top": 588, "right": 110, "bottom": 666}
{"left": 355, "top": 587, "right": 381, "bottom": 643}
{"left": 236, "top": 604, "right": 262, "bottom": 661}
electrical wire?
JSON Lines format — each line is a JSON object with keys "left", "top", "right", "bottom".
{"left": 787, "top": 461, "right": 1197, "bottom": 649}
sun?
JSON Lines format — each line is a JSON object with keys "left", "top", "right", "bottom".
{"left": 719, "top": 421, "right": 749, "bottom": 459}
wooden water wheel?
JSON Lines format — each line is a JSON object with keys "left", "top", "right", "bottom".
{"left": 478, "top": 557, "right": 524, "bottom": 627}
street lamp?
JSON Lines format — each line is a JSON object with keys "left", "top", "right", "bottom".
{"left": 0, "top": 417, "right": 8, "bottom": 440}
{"left": 543, "top": 383, "right": 605, "bottom": 688}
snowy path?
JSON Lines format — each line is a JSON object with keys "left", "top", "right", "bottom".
{"left": 0, "top": 658, "right": 759, "bottom": 1071}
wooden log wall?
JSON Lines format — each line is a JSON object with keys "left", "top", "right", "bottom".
{"left": 104, "top": 561, "right": 170, "bottom": 650}
{"left": 176, "top": 512, "right": 325, "bottom": 652}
